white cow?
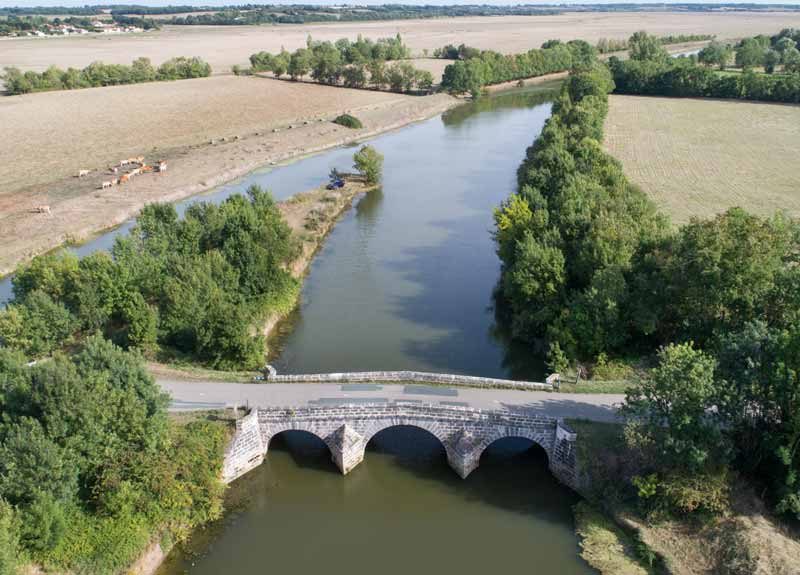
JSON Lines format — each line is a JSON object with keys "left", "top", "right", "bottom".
{"left": 77, "top": 169, "right": 90, "bottom": 178}
{"left": 101, "top": 181, "right": 113, "bottom": 189}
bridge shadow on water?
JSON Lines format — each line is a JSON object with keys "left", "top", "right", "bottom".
{"left": 268, "top": 425, "right": 581, "bottom": 527}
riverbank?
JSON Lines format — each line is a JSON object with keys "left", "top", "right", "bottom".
{"left": 569, "top": 419, "right": 800, "bottom": 575}
{"left": 0, "top": 80, "right": 457, "bottom": 277}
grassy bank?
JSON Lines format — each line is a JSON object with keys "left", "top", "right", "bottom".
{"left": 568, "top": 418, "right": 800, "bottom": 575}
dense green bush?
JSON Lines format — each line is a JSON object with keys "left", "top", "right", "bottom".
{"left": 0, "top": 338, "right": 227, "bottom": 573}
{"left": 0, "top": 185, "right": 298, "bottom": 369}
{"left": 441, "top": 39, "right": 597, "bottom": 96}
{"left": 2, "top": 56, "right": 211, "bottom": 95}
{"left": 333, "top": 113, "right": 363, "bottom": 129}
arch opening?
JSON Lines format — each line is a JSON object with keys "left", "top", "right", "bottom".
{"left": 268, "top": 429, "right": 338, "bottom": 473}
{"left": 478, "top": 436, "right": 550, "bottom": 468}
{"left": 365, "top": 425, "right": 449, "bottom": 471}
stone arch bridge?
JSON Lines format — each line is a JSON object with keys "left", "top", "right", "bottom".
{"left": 223, "top": 403, "right": 580, "bottom": 490}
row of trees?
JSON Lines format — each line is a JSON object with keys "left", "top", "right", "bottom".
{"left": 0, "top": 186, "right": 298, "bottom": 370}
{"left": 440, "top": 40, "right": 597, "bottom": 97}
{"left": 0, "top": 338, "right": 226, "bottom": 573}
{"left": 698, "top": 29, "right": 800, "bottom": 72}
{"left": 494, "top": 57, "right": 800, "bottom": 520}
{"left": 595, "top": 33, "right": 714, "bottom": 54}
{"left": 609, "top": 30, "right": 800, "bottom": 103}
{"left": 247, "top": 36, "right": 433, "bottom": 93}
{"left": 2, "top": 56, "right": 211, "bottom": 95}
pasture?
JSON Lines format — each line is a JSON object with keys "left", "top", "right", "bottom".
{"left": 604, "top": 95, "right": 800, "bottom": 223}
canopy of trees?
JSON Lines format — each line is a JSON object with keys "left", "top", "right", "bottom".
{"left": 2, "top": 56, "right": 211, "bottom": 95}
{"left": 494, "top": 49, "right": 800, "bottom": 522}
{"left": 610, "top": 30, "right": 800, "bottom": 103}
{"left": 440, "top": 39, "right": 597, "bottom": 96}
{"left": 248, "top": 35, "right": 433, "bottom": 93}
{"left": 0, "top": 186, "right": 298, "bottom": 370}
{"left": 0, "top": 337, "right": 226, "bottom": 573}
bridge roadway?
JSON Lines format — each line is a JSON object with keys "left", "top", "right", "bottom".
{"left": 159, "top": 379, "right": 624, "bottom": 423}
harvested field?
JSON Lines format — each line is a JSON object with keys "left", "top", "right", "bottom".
{"left": 2, "top": 12, "right": 800, "bottom": 74}
{"left": 0, "top": 75, "right": 457, "bottom": 275}
{"left": 604, "top": 95, "right": 800, "bottom": 224}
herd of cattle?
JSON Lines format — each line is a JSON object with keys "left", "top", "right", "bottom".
{"left": 32, "top": 156, "right": 168, "bottom": 215}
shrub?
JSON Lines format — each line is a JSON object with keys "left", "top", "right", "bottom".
{"left": 332, "top": 113, "right": 363, "bottom": 129}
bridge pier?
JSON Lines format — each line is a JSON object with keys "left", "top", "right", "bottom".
{"left": 329, "top": 424, "right": 366, "bottom": 475}
{"left": 445, "top": 429, "right": 483, "bottom": 479}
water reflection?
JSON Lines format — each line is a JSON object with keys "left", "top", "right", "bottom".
{"left": 159, "top": 428, "right": 590, "bottom": 575}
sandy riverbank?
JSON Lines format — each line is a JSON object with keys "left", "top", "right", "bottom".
{"left": 0, "top": 77, "right": 457, "bottom": 277}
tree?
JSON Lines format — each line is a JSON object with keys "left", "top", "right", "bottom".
{"left": 288, "top": 48, "right": 311, "bottom": 79}
{"left": 699, "top": 41, "right": 733, "bottom": 70}
{"left": 367, "top": 59, "right": 386, "bottom": 88}
{"left": 783, "top": 46, "right": 800, "bottom": 73}
{"left": 764, "top": 49, "right": 781, "bottom": 73}
{"left": 624, "top": 343, "right": 724, "bottom": 471}
{"left": 0, "top": 499, "right": 20, "bottom": 575}
{"left": 353, "top": 145, "right": 384, "bottom": 184}
{"left": 734, "top": 38, "right": 765, "bottom": 69}
{"left": 628, "top": 31, "right": 669, "bottom": 62}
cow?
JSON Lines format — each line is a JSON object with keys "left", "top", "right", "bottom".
{"left": 77, "top": 169, "right": 90, "bottom": 178}
{"left": 101, "top": 181, "right": 113, "bottom": 189}
{"left": 33, "top": 205, "right": 51, "bottom": 214}
{"left": 119, "top": 174, "right": 130, "bottom": 184}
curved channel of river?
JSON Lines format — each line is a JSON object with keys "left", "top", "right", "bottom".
{"left": 2, "top": 82, "right": 593, "bottom": 572}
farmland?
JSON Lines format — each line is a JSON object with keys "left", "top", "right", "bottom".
{"left": 0, "top": 75, "right": 456, "bottom": 275}
{"left": 3, "top": 11, "right": 800, "bottom": 75}
{"left": 603, "top": 94, "right": 800, "bottom": 223}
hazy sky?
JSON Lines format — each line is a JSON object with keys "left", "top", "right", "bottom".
{"left": 2, "top": 0, "right": 799, "bottom": 7}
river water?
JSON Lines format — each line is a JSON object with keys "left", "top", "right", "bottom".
{"left": 2, "top": 83, "right": 593, "bottom": 572}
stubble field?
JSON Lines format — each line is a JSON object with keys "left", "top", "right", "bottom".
{"left": 604, "top": 95, "right": 800, "bottom": 223}
{"left": 2, "top": 11, "right": 800, "bottom": 74}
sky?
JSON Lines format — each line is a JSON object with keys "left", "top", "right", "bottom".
{"left": 2, "top": 0, "right": 799, "bottom": 7}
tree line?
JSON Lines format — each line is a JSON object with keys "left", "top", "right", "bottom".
{"left": 595, "top": 33, "right": 715, "bottom": 54}
{"left": 0, "top": 186, "right": 298, "bottom": 370}
{"left": 0, "top": 337, "right": 226, "bottom": 574}
{"left": 494, "top": 58, "right": 800, "bottom": 521}
{"left": 164, "top": 4, "right": 560, "bottom": 26}
{"left": 440, "top": 40, "right": 597, "bottom": 97}
{"left": 246, "top": 35, "right": 434, "bottom": 93}
{"left": 610, "top": 30, "right": 800, "bottom": 103}
{"left": 2, "top": 56, "right": 211, "bottom": 95}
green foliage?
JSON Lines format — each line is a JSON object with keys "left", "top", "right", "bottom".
{"left": 248, "top": 34, "right": 430, "bottom": 93}
{"left": 332, "top": 113, "right": 363, "bottom": 129}
{"left": 625, "top": 343, "right": 724, "bottom": 471}
{"left": 353, "top": 145, "right": 384, "bottom": 184}
{"left": 441, "top": 40, "right": 597, "bottom": 95}
{"left": 0, "top": 340, "right": 227, "bottom": 572}
{"left": 628, "top": 31, "right": 669, "bottom": 62}
{"left": 610, "top": 30, "right": 800, "bottom": 103}
{"left": 1, "top": 186, "right": 298, "bottom": 370}
{"left": 0, "top": 499, "right": 20, "bottom": 575}
{"left": 699, "top": 40, "right": 733, "bottom": 70}
{"left": 2, "top": 56, "right": 211, "bottom": 95}
{"left": 494, "top": 62, "right": 668, "bottom": 359}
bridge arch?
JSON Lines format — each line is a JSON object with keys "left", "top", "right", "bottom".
{"left": 473, "top": 428, "right": 554, "bottom": 464}
{"left": 264, "top": 423, "right": 337, "bottom": 459}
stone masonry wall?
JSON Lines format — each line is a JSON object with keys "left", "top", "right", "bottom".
{"left": 266, "top": 370, "right": 552, "bottom": 391}
{"left": 222, "top": 403, "right": 580, "bottom": 489}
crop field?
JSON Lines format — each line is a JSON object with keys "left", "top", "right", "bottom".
{"left": 2, "top": 11, "right": 800, "bottom": 74}
{"left": 604, "top": 95, "right": 800, "bottom": 224}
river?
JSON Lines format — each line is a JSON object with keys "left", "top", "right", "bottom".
{"left": 1, "top": 82, "right": 593, "bottom": 572}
